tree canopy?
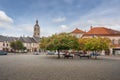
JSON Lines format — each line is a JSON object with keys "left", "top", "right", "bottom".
{"left": 79, "top": 37, "right": 111, "bottom": 59}
{"left": 40, "top": 33, "right": 79, "bottom": 58}
{"left": 10, "top": 40, "right": 26, "bottom": 52}
{"left": 79, "top": 37, "right": 111, "bottom": 51}
{"left": 40, "top": 33, "right": 111, "bottom": 58}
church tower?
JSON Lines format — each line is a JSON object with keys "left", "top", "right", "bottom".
{"left": 33, "top": 20, "right": 40, "bottom": 38}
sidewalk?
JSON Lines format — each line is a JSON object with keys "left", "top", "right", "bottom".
{"left": 7, "top": 53, "right": 34, "bottom": 56}
{"left": 7, "top": 52, "right": 46, "bottom": 55}
{"left": 98, "top": 55, "right": 120, "bottom": 60}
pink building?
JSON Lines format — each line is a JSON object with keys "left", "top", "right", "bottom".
{"left": 71, "top": 27, "right": 120, "bottom": 55}
{"left": 83, "top": 27, "right": 120, "bottom": 55}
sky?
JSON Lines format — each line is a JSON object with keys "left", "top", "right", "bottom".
{"left": 0, "top": 0, "right": 120, "bottom": 37}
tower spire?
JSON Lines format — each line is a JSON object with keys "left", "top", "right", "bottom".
{"left": 36, "top": 20, "right": 38, "bottom": 24}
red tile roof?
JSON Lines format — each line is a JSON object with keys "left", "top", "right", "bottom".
{"left": 83, "top": 27, "right": 120, "bottom": 36}
{"left": 71, "top": 28, "right": 85, "bottom": 34}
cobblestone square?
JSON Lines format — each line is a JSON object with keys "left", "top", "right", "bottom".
{"left": 0, "top": 54, "right": 120, "bottom": 80}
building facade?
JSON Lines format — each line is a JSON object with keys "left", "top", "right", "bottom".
{"left": 0, "top": 35, "right": 18, "bottom": 52}
{"left": 0, "top": 20, "right": 40, "bottom": 52}
{"left": 82, "top": 27, "right": 120, "bottom": 55}
{"left": 19, "top": 37, "right": 40, "bottom": 52}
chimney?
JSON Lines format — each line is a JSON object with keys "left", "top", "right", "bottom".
{"left": 90, "top": 26, "right": 93, "bottom": 30}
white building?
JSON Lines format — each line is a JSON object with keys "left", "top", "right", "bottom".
{"left": 70, "top": 28, "right": 86, "bottom": 38}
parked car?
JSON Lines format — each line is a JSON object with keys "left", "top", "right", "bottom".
{"left": 33, "top": 52, "right": 39, "bottom": 55}
{"left": 54, "top": 52, "right": 65, "bottom": 55}
{"left": 47, "top": 51, "right": 55, "bottom": 55}
{"left": 0, "top": 50, "right": 8, "bottom": 55}
{"left": 90, "top": 52, "right": 100, "bottom": 56}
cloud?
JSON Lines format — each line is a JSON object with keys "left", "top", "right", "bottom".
{"left": 13, "top": 24, "right": 33, "bottom": 37}
{"left": 60, "top": 25, "right": 68, "bottom": 30}
{"left": 0, "top": 10, "right": 13, "bottom": 23}
{"left": 0, "top": 21, "right": 54, "bottom": 37}
{"left": 41, "top": 29, "right": 53, "bottom": 37}
{"left": 53, "top": 17, "right": 66, "bottom": 23}
{"left": 0, "top": 10, "right": 13, "bottom": 28}
{"left": 0, "top": 23, "right": 34, "bottom": 37}
{"left": 60, "top": 25, "right": 70, "bottom": 32}
{"left": 72, "top": 0, "right": 120, "bottom": 31}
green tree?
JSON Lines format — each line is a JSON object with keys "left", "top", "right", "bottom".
{"left": 10, "top": 42, "right": 16, "bottom": 51}
{"left": 10, "top": 40, "right": 25, "bottom": 52}
{"left": 40, "top": 37, "right": 50, "bottom": 50}
{"left": 79, "top": 37, "right": 111, "bottom": 58}
{"left": 85, "top": 37, "right": 110, "bottom": 51}
{"left": 79, "top": 38, "right": 89, "bottom": 50}
{"left": 40, "top": 33, "right": 79, "bottom": 58}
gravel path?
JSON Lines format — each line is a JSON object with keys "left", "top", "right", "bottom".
{"left": 0, "top": 54, "right": 120, "bottom": 80}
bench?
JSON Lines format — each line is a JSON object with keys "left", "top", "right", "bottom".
{"left": 63, "top": 54, "right": 74, "bottom": 59}
{"left": 78, "top": 54, "right": 91, "bottom": 59}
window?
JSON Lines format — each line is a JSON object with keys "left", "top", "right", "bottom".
{"left": 7, "top": 44, "right": 8, "bottom": 46}
{"left": 112, "top": 39, "right": 115, "bottom": 45}
{"left": 3, "top": 43, "right": 5, "bottom": 46}
{"left": 118, "top": 39, "right": 120, "bottom": 45}
{"left": 34, "top": 28, "right": 36, "bottom": 31}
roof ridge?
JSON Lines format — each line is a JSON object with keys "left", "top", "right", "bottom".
{"left": 71, "top": 28, "right": 85, "bottom": 33}
{"left": 83, "top": 27, "right": 120, "bottom": 36}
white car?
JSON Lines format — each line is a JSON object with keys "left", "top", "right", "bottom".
{"left": 54, "top": 52, "right": 65, "bottom": 55}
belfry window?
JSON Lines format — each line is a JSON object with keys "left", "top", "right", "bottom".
{"left": 34, "top": 28, "right": 36, "bottom": 31}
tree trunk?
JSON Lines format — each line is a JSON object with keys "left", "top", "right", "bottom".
{"left": 57, "top": 49, "right": 60, "bottom": 59}
{"left": 95, "top": 55, "right": 97, "bottom": 59}
{"left": 94, "top": 51, "right": 97, "bottom": 59}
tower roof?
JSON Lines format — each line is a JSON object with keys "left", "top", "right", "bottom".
{"left": 34, "top": 20, "right": 39, "bottom": 26}
{"left": 36, "top": 20, "right": 38, "bottom": 24}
